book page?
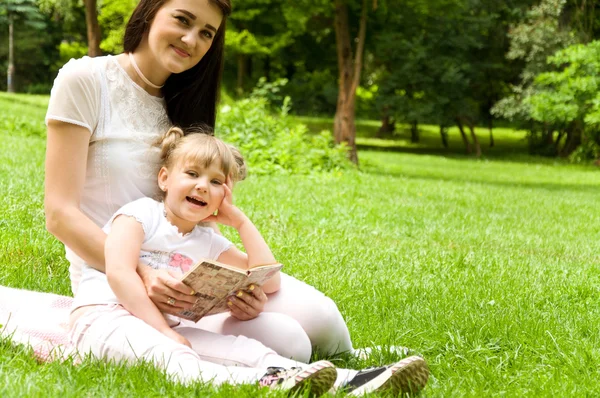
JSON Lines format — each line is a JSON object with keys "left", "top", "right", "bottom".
{"left": 205, "top": 263, "right": 283, "bottom": 316}
{"left": 176, "top": 260, "right": 247, "bottom": 321}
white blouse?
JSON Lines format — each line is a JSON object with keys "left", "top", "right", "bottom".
{"left": 46, "top": 55, "right": 171, "bottom": 294}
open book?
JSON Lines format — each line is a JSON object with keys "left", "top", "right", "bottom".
{"left": 175, "top": 259, "right": 283, "bottom": 322}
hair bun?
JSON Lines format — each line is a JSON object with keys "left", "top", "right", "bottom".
{"left": 159, "top": 126, "right": 185, "bottom": 162}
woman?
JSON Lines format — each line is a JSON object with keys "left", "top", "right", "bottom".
{"left": 44, "top": 0, "right": 353, "bottom": 362}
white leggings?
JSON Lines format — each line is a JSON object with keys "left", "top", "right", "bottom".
{"left": 70, "top": 304, "right": 356, "bottom": 386}
{"left": 192, "top": 273, "right": 354, "bottom": 361}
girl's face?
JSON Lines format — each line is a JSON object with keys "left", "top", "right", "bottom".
{"left": 158, "top": 159, "right": 226, "bottom": 234}
{"left": 144, "top": 0, "right": 223, "bottom": 75}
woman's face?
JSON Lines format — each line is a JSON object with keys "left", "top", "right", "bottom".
{"left": 144, "top": 0, "right": 223, "bottom": 75}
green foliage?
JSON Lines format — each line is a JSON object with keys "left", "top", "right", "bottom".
{"left": 216, "top": 98, "right": 351, "bottom": 174}
{"left": 56, "top": 40, "right": 87, "bottom": 68}
{"left": 249, "top": 77, "right": 289, "bottom": 108}
{"left": 371, "top": 0, "right": 536, "bottom": 136}
{"left": 492, "top": 0, "right": 582, "bottom": 156}
{"left": 0, "top": 0, "right": 45, "bottom": 29}
{"left": 525, "top": 41, "right": 600, "bottom": 161}
{"left": 99, "top": 0, "right": 137, "bottom": 54}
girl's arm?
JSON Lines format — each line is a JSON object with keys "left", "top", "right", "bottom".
{"left": 208, "top": 184, "right": 281, "bottom": 293}
{"left": 44, "top": 120, "right": 195, "bottom": 311}
{"left": 105, "top": 215, "right": 190, "bottom": 346}
{"left": 216, "top": 224, "right": 281, "bottom": 294}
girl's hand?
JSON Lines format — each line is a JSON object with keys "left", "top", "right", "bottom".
{"left": 226, "top": 284, "right": 268, "bottom": 321}
{"left": 203, "top": 179, "right": 247, "bottom": 230}
{"left": 162, "top": 328, "right": 192, "bottom": 348}
{"left": 137, "top": 265, "right": 196, "bottom": 314}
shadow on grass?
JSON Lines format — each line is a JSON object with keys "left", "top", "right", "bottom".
{"left": 362, "top": 159, "right": 599, "bottom": 194}
{"left": 356, "top": 143, "right": 586, "bottom": 168}
{"left": 0, "top": 95, "right": 48, "bottom": 111}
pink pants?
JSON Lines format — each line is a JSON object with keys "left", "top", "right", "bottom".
{"left": 70, "top": 304, "right": 302, "bottom": 385}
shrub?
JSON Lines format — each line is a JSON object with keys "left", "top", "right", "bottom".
{"left": 216, "top": 98, "right": 351, "bottom": 175}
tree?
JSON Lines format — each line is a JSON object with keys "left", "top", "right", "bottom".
{"left": 526, "top": 41, "right": 600, "bottom": 159}
{"left": 492, "top": 0, "right": 577, "bottom": 155}
{"left": 333, "top": 0, "right": 375, "bottom": 164}
{"left": 0, "top": 0, "right": 45, "bottom": 92}
{"left": 84, "top": 0, "right": 100, "bottom": 56}
{"left": 39, "top": 0, "right": 100, "bottom": 56}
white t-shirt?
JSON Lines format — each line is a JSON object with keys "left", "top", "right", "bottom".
{"left": 45, "top": 55, "right": 171, "bottom": 294}
{"left": 73, "top": 198, "right": 233, "bottom": 315}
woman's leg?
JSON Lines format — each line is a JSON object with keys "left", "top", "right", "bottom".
{"left": 195, "top": 273, "right": 353, "bottom": 356}
{"left": 263, "top": 273, "right": 353, "bottom": 355}
{"left": 70, "top": 305, "right": 266, "bottom": 385}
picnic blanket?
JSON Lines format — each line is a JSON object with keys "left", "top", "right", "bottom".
{"left": 0, "top": 286, "right": 76, "bottom": 362}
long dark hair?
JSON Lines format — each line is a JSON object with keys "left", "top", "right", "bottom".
{"left": 123, "top": 0, "right": 232, "bottom": 130}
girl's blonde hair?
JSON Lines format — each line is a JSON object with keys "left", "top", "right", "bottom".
{"left": 157, "top": 126, "right": 246, "bottom": 182}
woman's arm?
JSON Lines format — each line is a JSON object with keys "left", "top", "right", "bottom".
{"left": 44, "top": 120, "right": 195, "bottom": 312}
{"left": 44, "top": 120, "right": 108, "bottom": 270}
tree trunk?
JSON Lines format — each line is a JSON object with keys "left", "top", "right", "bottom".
{"left": 439, "top": 125, "right": 449, "bottom": 148}
{"left": 410, "top": 120, "right": 419, "bottom": 143}
{"left": 84, "top": 0, "right": 102, "bottom": 57}
{"left": 560, "top": 123, "right": 583, "bottom": 156}
{"left": 378, "top": 111, "right": 395, "bottom": 136}
{"left": 488, "top": 117, "right": 495, "bottom": 147}
{"left": 333, "top": 0, "right": 369, "bottom": 165}
{"left": 467, "top": 122, "right": 482, "bottom": 157}
{"left": 455, "top": 118, "right": 472, "bottom": 154}
{"left": 555, "top": 131, "right": 565, "bottom": 153}
{"left": 7, "top": 17, "right": 14, "bottom": 93}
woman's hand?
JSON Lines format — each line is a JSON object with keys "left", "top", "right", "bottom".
{"left": 137, "top": 265, "right": 197, "bottom": 315}
{"left": 227, "top": 284, "right": 268, "bottom": 321}
{"left": 162, "top": 328, "right": 192, "bottom": 348}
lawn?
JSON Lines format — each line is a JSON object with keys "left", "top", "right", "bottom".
{"left": 1, "top": 93, "right": 600, "bottom": 396}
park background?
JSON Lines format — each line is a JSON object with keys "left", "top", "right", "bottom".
{"left": 1, "top": 0, "right": 600, "bottom": 396}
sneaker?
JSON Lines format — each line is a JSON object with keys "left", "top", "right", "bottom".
{"left": 345, "top": 356, "right": 429, "bottom": 396}
{"left": 259, "top": 360, "right": 337, "bottom": 397}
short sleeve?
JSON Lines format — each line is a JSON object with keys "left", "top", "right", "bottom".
{"left": 104, "top": 198, "right": 161, "bottom": 240}
{"left": 45, "top": 57, "right": 100, "bottom": 134}
{"left": 207, "top": 231, "right": 234, "bottom": 260}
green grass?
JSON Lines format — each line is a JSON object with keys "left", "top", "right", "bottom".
{"left": 1, "top": 93, "right": 600, "bottom": 396}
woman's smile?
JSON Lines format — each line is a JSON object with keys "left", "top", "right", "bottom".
{"left": 171, "top": 45, "right": 191, "bottom": 58}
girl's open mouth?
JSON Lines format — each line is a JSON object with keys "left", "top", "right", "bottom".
{"left": 186, "top": 196, "right": 207, "bottom": 206}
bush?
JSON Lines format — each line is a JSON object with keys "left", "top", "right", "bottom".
{"left": 216, "top": 98, "right": 351, "bottom": 175}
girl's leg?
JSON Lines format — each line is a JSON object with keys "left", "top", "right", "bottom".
{"left": 192, "top": 311, "right": 312, "bottom": 362}
{"left": 196, "top": 273, "right": 353, "bottom": 356}
{"left": 70, "top": 305, "right": 265, "bottom": 385}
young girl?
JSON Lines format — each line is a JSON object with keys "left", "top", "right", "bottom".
{"left": 68, "top": 127, "right": 429, "bottom": 396}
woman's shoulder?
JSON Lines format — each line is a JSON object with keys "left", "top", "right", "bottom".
{"left": 54, "top": 55, "right": 111, "bottom": 87}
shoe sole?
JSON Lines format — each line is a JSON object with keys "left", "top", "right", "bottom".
{"left": 379, "top": 356, "right": 429, "bottom": 396}
{"left": 349, "top": 356, "right": 429, "bottom": 396}
{"left": 289, "top": 360, "right": 338, "bottom": 397}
